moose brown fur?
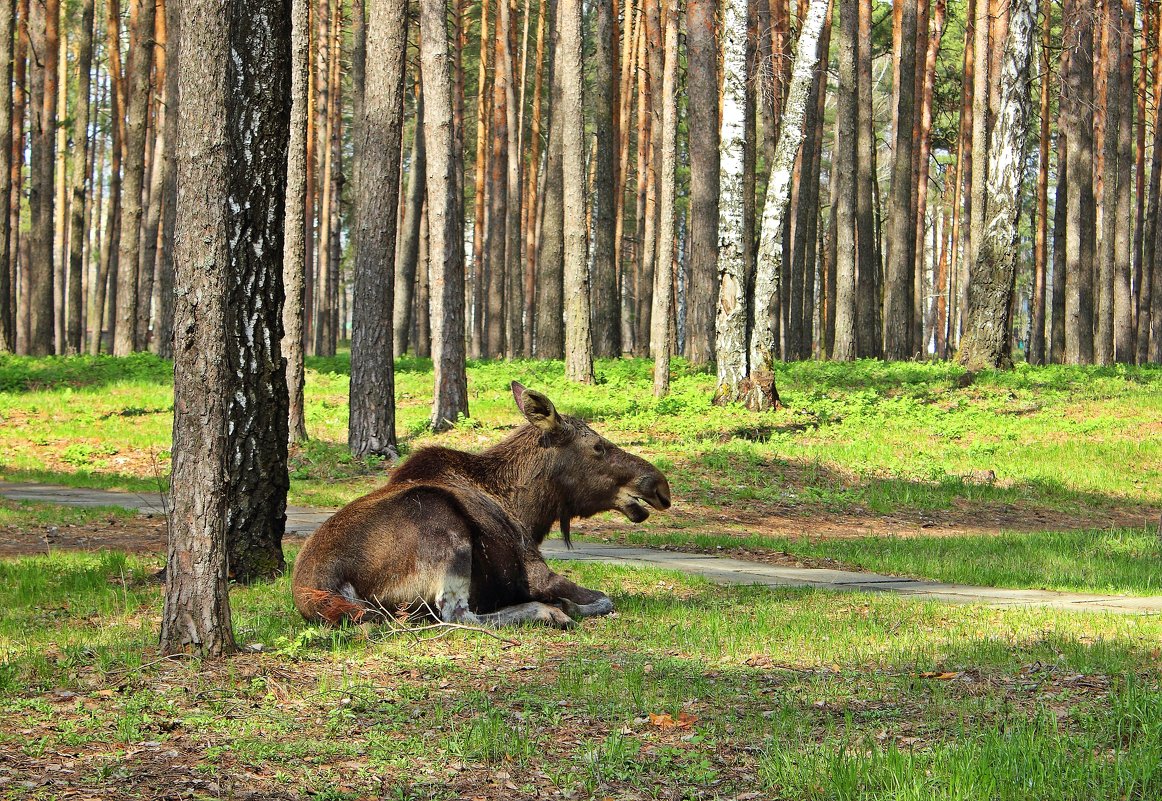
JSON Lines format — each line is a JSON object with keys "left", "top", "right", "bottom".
{"left": 291, "top": 382, "right": 671, "bottom": 627}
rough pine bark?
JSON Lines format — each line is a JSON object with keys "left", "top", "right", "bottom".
{"left": 651, "top": 0, "right": 677, "bottom": 397}
{"left": 855, "top": 0, "right": 880, "bottom": 357}
{"left": 163, "top": 0, "right": 292, "bottom": 653}
{"left": 283, "top": 0, "right": 310, "bottom": 443}
{"left": 137, "top": 2, "right": 168, "bottom": 350}
{"left": 523, "top": 0, "right": 548, "bottom": 357}
{"left": 486, "top": 25, "right": 507, "bottom": 357}
{"left": 1051, "top": 132, "right": 1067, "bottom": 362}
{"left": 1062, "top": 0, "right": 1095, "bottom": 364}
{"left": 27, "top": 0, "right": 59, "bottom": 355}
{"left": 635, "top": 0, "right": 663, "bottom": 356}
{"left": 535, "top": 34, "right": 564, "bottom": 360}
{"left": 64, "top": 0, "right": 96, "bottom": 354}
{"left": 1029, "top": 0, "right": 1050, "bottom": 365}
{"left": 156, "top": 0, "right": 179, "bottom": 359}
{"left": 394, "top": 83, "right": 425, "bottom": 357}
{"left": 0, "top": 0, "right": 13, "bottom": 352}
{"left": 913, "top": 0, "right": 946, "bottom": 354}
{"left": 1112, "top": 0, "right": 1134, "bottom": 362}
{"left": 592, "top": 0, "right": 619, "bottom": 357}
{"left": 112, "top": 0, "right": 155, "bottom": 355}
{"left": 958, "top": 0, "right": 1035, "bottom": 370}
{"left": 832, "top": 0, "right": 859, "bottom": 361}
{"left": 559, "top": 0, "right": 594, "bottom": 382}
{"left": 882, "top": 0, "right": 919, "bottom": 359}
{"left": 420, "top": 0, "right": 470, "bottom": 429}
{"left": 470, "top": 0, "right": 491, "bottom": 359}
{"left": 751, "top": 0, "right": 829, "bottom": 382}
{"left": 715, "top": 0, "right": 750, "bottom": 402}
{"left": 498, "top": 0, "right": 522, "bottom": 358}
{"left": 349, "top": 0, "right": 407, "bottom": 456}
{"left": 684, "top": 0, "right": 718, "bottom": 367}
{"left": 1097, "top": 0, "right": 1120, "bottom": 365}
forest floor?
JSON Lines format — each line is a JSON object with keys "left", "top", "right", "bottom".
{"left": 1, "top": 354, "right": 1160, "bottom": 798}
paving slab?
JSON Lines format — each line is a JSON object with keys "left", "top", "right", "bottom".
{"left": 3, "top": 481, "right": 1159, "bottom": 615}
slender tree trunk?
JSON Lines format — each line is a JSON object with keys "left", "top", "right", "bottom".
{"left": 1112, "top": 0, "right": 1134, "bottom": 362}
{"left": 1097, "top": 0, "right": 1119, "bottom": 364}
{"left": 635, "top": 0, "right": 663, "bottom": 356}
{"left": 832, "top": 0, "right": 859, "bottom": 361}
{"left": 283, "top": 0, "right": 310, "bottom": 442}
{"left": 52, "top": 28, "right": 67, "bottom": 356}
{"left": 349, "top": 0, "right": 407, "bottom": 456}
{"left": 137, "top": 0, "right": 167, "bottom": 350}
{"left": 112, "top": 0, "right": 155, "bottom": 355}
{"left": 883, "top": 0, "right": 918, "bottom": 359}
{"left": 395, "top": 81, "right": 425, "bottom": 357}
{"left": 421, "top": 0, "right": 470, "bottom": 428}
{"left": 559, "top": 0, "right": 594, "bottom": 382}
{"left": 64, "top": 0, "right": 97, "bottom": 354}
{"left": 959, "top": 0, "right": 1035, "bottom": 369}
{"left": 8, "top": 0, "right": 26, "bottom": 354}
{"left": 1029, "top": 0, "right": 1050, "bottom": 365}
{"left": 913, "top": 0, "right": 945, "bottom": 355}
{"left": 486, "top": 23, "right": 507, "bottom": 357}
{"left": 535, "top": 12, "right": 564, "bottom": 360}
{"left": 470, "top": 0, "right": 491, "bottom": 359}
{"left": 627, "top": 18, "right": 649, "bottom": 355}
{"left": 854, "top": 0, "right": 879, "bottom": 357}
{"left": 651, "top": 0, "right": 678, "bottom": 397}
{"left": 415, "top": 202, "right": 431, "bottom": 357}
{"left": 1051, "top": 131, "right": 1068, "bottom": 362}
{"left": 522, "top": 0, "right": 547, "bottom": 357}
{"left": 498, "top": 0, "right": 522, "bottom": 358}
{"left": 1134, "top": 0, "right": 1151, "bottom": 343}
{"left": 0, "top": 0, "right": 14, "bottom": 352}
{"left": 1063, "top": 0, "right": 1096, "bottom": 364}
{"left": 27, "top": 0, "right": 60, "bottom": 355}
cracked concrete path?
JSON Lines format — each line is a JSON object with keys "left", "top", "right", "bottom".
{"left": 4, "top": 481, "right": 1160, "bottom": 615}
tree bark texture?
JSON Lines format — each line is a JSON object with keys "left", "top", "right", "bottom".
{"left": 958, "top": 0, "right": 1035, "bottom": 370}
{"left": 395, "top": 83, "right": 425, "bottom": 358}
{"left": 1062, "top": 0, "right": 1095, "bottom": 364}
{"left": 349, "top": 0, "right": 407, "bottom": 456}
{"left": 592, "top": 0, "right": 620, "bottom": 358}
{"left": 0, "top": 0, "right": 14, "bottom": 352}
{"left": 832, "top": 0, "right": 859, "bottom": 361}
{"left": 282, "top": 0, "right": 310, "bottom": 443}
{"left": 421, "top": 0, "right": 470, "bottom": 429}
{"left": 28, "top": 0, "right": 59, "bottom": 355}
{"left": 651, "top": 0, "right": 678, "bottom": 397}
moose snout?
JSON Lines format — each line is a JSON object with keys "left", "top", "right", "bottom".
{"left": 639, "top": 473, "right": 672, "bottom": 511}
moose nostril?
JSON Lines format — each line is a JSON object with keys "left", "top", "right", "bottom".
{"left": 656, "top": 478, "right": 672, "bottom": 509}
{"left": 641, "top": 474, "right": 672, "bottom": 509}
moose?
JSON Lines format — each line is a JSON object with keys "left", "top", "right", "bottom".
{"left": 292, "top": 382, "right": 672, "bottom": 628}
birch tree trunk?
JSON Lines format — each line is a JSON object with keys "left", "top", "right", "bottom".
{"left": 651, "top": 0, "right": 677, "bottom": 397}
{"left": 421, "top": 0, "right": 470, "bottom": 429}
{"left": 957, "top": 0, "right": 1035, "bottom": 370}
{"left": 715, "top": 0, "right": 749, "bottom": 403}
{"left": 559, "top": 0, "right": 594, "bottom": 382}
{"left": 349, "top": 0, "right": 407, "bottom": 456}
{"left": 751, "top": 0, "right": 829, "bottom": 385}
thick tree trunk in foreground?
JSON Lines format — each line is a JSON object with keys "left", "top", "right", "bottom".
{"left": 559, "top": 0, "right": 594, "bottom": 382}
{"left": 421, "top": 0, "right": 469, "bottom": 429}
{"left": 958, "top": 0, "right": 1035, "bottom": 370}
{"left": 751, "top": 0, "right": 829, "bottom": 384}
{"left": 651, "top": 1, "right": 678, "bottom": 397}
{"left": 164, "top": 0, "right": 290, "bottom": 655}
{"left": 349, "top": 0, "right": 407, "bottom": 456}
{"left": 684, "top": 0, "right": 718, "bottom": 367}
{"left": 283, "top": 0, "right": 310, "bottom": 443}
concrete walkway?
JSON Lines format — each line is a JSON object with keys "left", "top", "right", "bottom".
{"left": 4, "top": 481, "right": 1161, "bottom": 615}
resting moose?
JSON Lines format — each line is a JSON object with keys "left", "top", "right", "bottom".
{"left": 291, "top": 382, "right": 671, "bottom": 628}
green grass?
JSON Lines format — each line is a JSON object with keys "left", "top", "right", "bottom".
{"left": 1, "top": 551, "right": 1160, "bottom": 799}
{"left": 0, "top": 498, "right": 135, "bottom": 530}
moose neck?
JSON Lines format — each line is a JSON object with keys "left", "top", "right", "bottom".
{"left": 477, "top": 426, "right": 566, "bottom": 541}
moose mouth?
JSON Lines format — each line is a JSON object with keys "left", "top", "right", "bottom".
{"left": 615, "top": 488, "right": 669, "bottom": 523}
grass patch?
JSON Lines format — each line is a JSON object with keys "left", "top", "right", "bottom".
{"left": 0, "top": 498, "right": 135, "bottom": 530}
{"left": 1, "top": 551, "right": 1161, "bottom": 798}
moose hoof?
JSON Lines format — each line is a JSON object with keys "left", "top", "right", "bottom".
{"left": 541, "top": 605, "right": 577, "bottom": 629}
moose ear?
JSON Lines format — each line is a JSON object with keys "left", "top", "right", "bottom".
{"left": 512, "top": 381, "right": 562, "bottom": 432}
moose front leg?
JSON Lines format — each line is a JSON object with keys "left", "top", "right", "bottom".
{"left": 524, "top": 557, "right": 615, "bottom": 619}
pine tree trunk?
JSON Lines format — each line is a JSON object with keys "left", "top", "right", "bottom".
{"left": 913, "top": 0, "right": 945, "bottom": 355}
{"left": 470, "top": 0, "right": 491, "bottom": 360}
{"left": 162, "top": 0, "right": 292, "bottom": 653}
{"left": 522, "top": 0, "right": 547, "bottom": 357}
{"left": 1029, "top": 0, "right": 1050, "bottom": 365}
{"left": 415, "top": 203, "right": 431, "bottom": 357}
{"left": 9, "top": 0, "right": 26, "bottom": 354}
{"left": 349, "top": 0, "right": 406, "bottom": 456}
{"left": 854, "top": 0, "right": 879, "bottom": 358}
{"left": 1097, "top": 0, "right": 1119, "bottom": 365}
{"left": 283, "top": 0, "right": 310, "bottom": 442}
{"left": 591, "top": 0, "right": 619, "bottom": 357}
{"left": 137, "top": 2, "right": 167, "bottom": 351}
{"left": 883, "top": 0, "right": 918, "bottom": 359}
{"left": 486, "top": 24, "right": 507, "bottom": 357}
{"left": 958, "top": 0, "right": 1035, "bottom": 370}
{"left": 1112, "top": 0, "right": 1134, "bottom": 362}
{"left": 635, "top": 0, "right": 663, "bottom": 356}
{"left": 1051, "top": 130, "right": 1067, "bottom": 362}
{"left": 651, "top": 0, "right": 677, "bottom": 397}
{"left": 1063, "top": 0, "right": 1096, "bottom": 364}
{"left": 27, "top": 0, "right": 59, "bottom": 355}
{"left": 535, "top": 18, "right": 564, "bottom": 360}
{"left": 0, "top": 0, "right": 14, "bottom": 352}
{"left": 684, "top": 0, "right": 718, "bottom": 367}
{"left": 559, "top": 0, "right": 594, "bottom": 382}
{"left": 63, "top": 0, "right": 96, "bottom": 354}
{"left": 112, "top": 0, "right": 155, "bottom": 355}
{"left": 947, "top": 0, "right": 973, "bottom": 354}
{"left": 394, "top": 82, "right": 425, "bottom": 357}
{"left": 498, "top": 0, "right": 522, "bottom": 358}
{"left": 832, "top": 0, "right": 859, "bottom": 361}
{"left": 421, "top": 0, "right": 470, "bottom": 429}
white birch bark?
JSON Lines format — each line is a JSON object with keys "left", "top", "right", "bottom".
{"left": 750, "top": 0, "right": 829, "bottom": 376}
{"left": 958, "top": 0, "right": 1036, "bottom": 369}
{"left": 714, "top": 0, "right": 749, "bottom": 402}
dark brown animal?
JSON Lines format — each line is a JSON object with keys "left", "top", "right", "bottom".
{"left": 291, "top": 382, "right": 671, "bottom": 627}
